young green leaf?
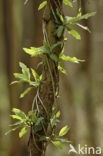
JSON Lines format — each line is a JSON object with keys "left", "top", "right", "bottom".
{"left": 39, "top": 136, "right": 48, "bottom": 141}
{"left": 50, "top": 40, "right": 66, "bottom": 52}
{"left": 56, "top": 111, "right": 61, "bottom": 118}
{"left": 52, "top": 141, "right": 63, "bottom": 149}
{"left": 56, "top": 138, "right": 70, "bottom": 143}
{"left": 35, "top": 117, "right": 44, "bottom": 126}
{"left": 10, "top": 115, "right": 23, "bottom": 120}
{"left": 20, "top": 87, "right": 32, "bottom": 98}
{"left": 58, "top": 65, "right": 67, "bottom": 74}
{"left": 19, "top": 127, "right": 27, "bottom": 138}
{"left": 23, "top": 47, "right": 44, "bottom": 57}
{"left": 28, "top": 111, "right": 37, "bottom": 122}
{"left": 5, "top": 125, "right": 21, "bottom": 135}
{"left": 31, "top": 68, "right": 39, "bottom": 82}
{"left": 66, "top": 27, "right": 81, "bottom": 40}
{"left": 63, "top": 0, "right": 72, "bottom": 7}
{"left": 57, "top": 26, "right": 64, "bottom": 38}
{"left": 59, "top": 125, "right": 69, "bottom": 137}
{"left": 50, "top": 54, "right": 59, "bottom": 62}
{"left": 60, "top": 54, "right": 85, "bottom": 63}
{"left": 12, "top": 108, "right": 26, "bottom": 120}
{"left": 9, "top": 120, "right": 24, "bottom": 127}
{"left": 13, "top": 73, "right": 24, "bottom": 80}
{"left": 19, "top": 62, "right": 30, "bottom": 81}
{"left": 38, "top": 1, "right": 47, "bottom": 10}
{"left": 65, "top": 12, "right": 96, "bottom": 24}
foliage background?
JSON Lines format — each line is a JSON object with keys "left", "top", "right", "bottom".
{"left": 0, "top": 0, "right": 103, "bottom": 156}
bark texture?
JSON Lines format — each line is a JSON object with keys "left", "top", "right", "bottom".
{"left": 29, "top": 0, "right": 63, "bottom": 155}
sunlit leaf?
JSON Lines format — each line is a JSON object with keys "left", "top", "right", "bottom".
{"left": 38, "top": 1, "right": 47, "bottom": 10}
{"left": 58, "top": 65, "right": 67, "bottom": 74}
{"left": 19, "top": 62, "right": 30, "bottom": 80}
{"left": 66, "top": 27, "right": 81, "bottom": 40}
{"left": 20, "top": 87, "right": 32, "bottom": 98}
{"left": 60, "top": 54, "right": 85, "bottom": 63}
{"left": 12, "top": 108, "right": 26, "bottom": 120}
{"left": 19, "top": 127, "right": 27, "bottom": 138}
{"left": 65, "top": 12, "right": 96, "bottom": 24}
{"left": 56, "top": 111, "right": 61, "bottom": 118}
{"left": 63, "top": 0, "right": 72, "bottom": 7}
{"left": 59, "top": 125, "right": 69, "bottom": 137}
{"left": 31, "top": 68, "right": 39, "bottom": 82}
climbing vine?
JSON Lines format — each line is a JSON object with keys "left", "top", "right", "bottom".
{"left": 6, "top": 0, "right": 96, "bottom": 155}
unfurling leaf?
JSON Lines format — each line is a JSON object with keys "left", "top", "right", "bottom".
{"left": 59, "top": 125, "right": 69, "bottom": 136}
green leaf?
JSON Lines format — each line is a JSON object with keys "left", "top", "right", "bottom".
{"left": 50, "top": 40, "right": 66, "bottom": 52}
{"left": 56, "top": 111, "right": 61, "bottom": 118}
{"left": 9, "top": 120, "right": 24, "bottom": 127}
{"left": 5, "top": 125, "right": 21, "bottom": 135}
{"left": 56, "top": 138, "right": 70, "bottom": 143}
{"left": 39, "top": 136, "right": 48, "bottom": 141}
{"left": 59, "top": 125, "right": 69, "bottom": 136}
{"left": 13, "top": 73, "right": 24, "bottom": 79}
{"left": 39, "top": 74, "right": 42, "bottom": 81}
{"left": 38, "top": 1, "right": 47, "bottom": 10}
{"left": 28, "top": 111, "right": 37, "bottom": 122}
{"left": 12, "top": 108, "right": 26, "bottom": 120}
{"left": 19, "top": 127, "right": 27, "bottom": 138}
{"left": 63, "top": 0, "right": 72, "bottom": 7}
{"left": 67, "top": 27, "right": 81, "bottom": 40}
{"left": 20, "top": 87, "right": 32, "bottom": 98}
{"left": 50, "top": 54, "right": 59, "bottom": 62}
{"left": 58, "top": 65, "right": 67, "bottom": 74}
{"left": 57, "top": 26, "right": 64, "bottom": 38}
{"left": 52, "top": 141, "right": 63, "bottom": 149}
{"left": 65, "top": 12, "right": 96, "bottom": 24}
{"left": 19, "top": 62, "right": 30, "bottom": 80}
{"left": 31, "top": 68, "right": 39, "bottom": 82}
{"left": 60, "top": 54, "right": 85, "bottom": 63}
{"left": 10, "top": 115, "right": 23, "bottom": 120}
{"left": 23, "top": 47, "right": 44, "bottom": 57}
{"left": 30, "top": 81, "right": 39, "bottom": 87}
{"left": 35, "top": 117, "right": 44, "bottom": 126}
{"left": 50, "top": 118, "right": 59, "bottom": 128}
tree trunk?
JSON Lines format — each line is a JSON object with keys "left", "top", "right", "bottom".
{"left": 29, "top": 0, "right": 64, "bottom": 155}
{"left": 81, "top": 0, "right": 97, "bottom": 149}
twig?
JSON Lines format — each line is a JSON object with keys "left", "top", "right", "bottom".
{"left": 37, "top": 88, "right": 48, "bottom": 115}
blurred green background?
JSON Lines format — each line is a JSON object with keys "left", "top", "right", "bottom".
{"left": 0, "top": 0, "right": 103, "bottom": 156}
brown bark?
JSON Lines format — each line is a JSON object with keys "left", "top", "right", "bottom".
{"left": 81, "top": 0, "right": 97, "bottom": 149}
{"left": 29, "top": 0, "right": 64, "bottom": 155}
